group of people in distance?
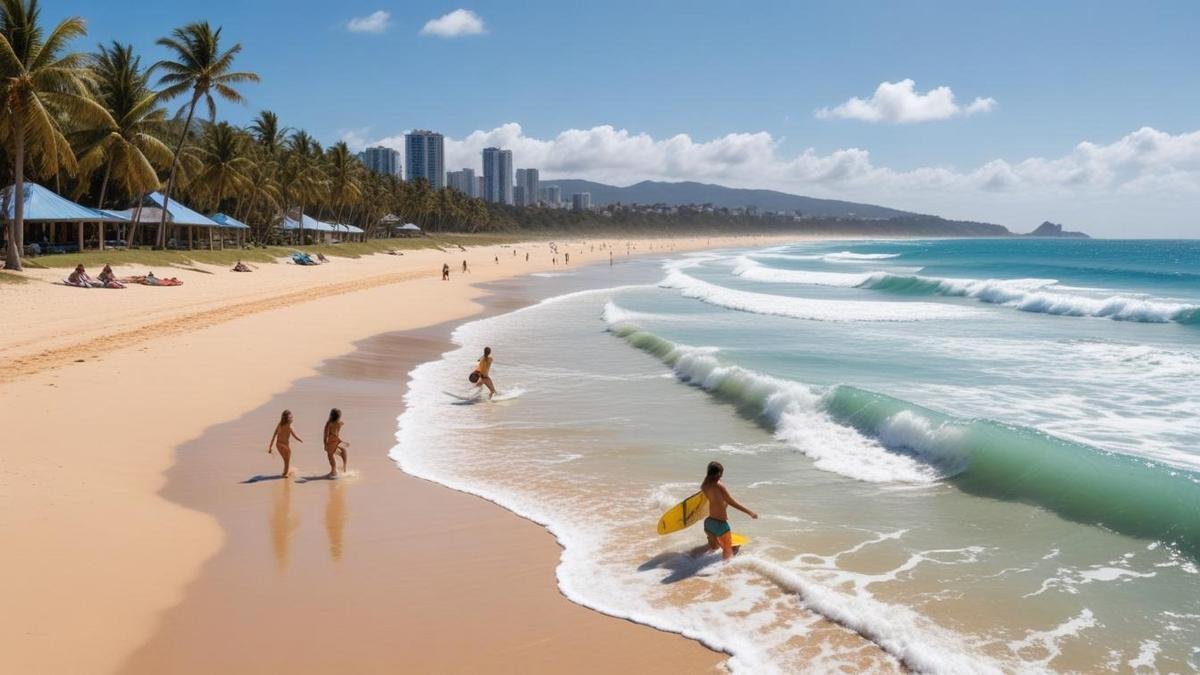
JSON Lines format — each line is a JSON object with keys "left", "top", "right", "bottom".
{"left": 267, "top": 408, "right": 349, "bottom": 478}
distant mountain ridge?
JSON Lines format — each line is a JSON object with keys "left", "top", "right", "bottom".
{"left": 541, "top": 179, "right": 913, "bottom": 219}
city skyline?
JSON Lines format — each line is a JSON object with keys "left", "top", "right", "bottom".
{"left": 51, "top": 0, "right": 1200, "bottom": 236}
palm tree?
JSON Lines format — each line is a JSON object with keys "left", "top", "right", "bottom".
{"left": 325, "top": 141, "right": 361, "bottom": 226}
{"left": 72, "top": 42, "right": 171, "bottom": 247}
{"left": 153, "top": 21, "right": 258, "bottom": 248}
{"left": 280, "top": 130, "right": 326, "bottom": 244}
{"left": 189, "top": 121, "right": 251, "bottom": 211}
{"left": 0, "top": 0, "right": 112, "bottom": 270}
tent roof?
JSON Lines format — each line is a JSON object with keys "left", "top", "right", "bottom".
{"left": 280, "top": 213, "right": 337, "bottom": 232}
{"left": 333, "top": 223, "right": 364, "bottom": 234}
{"left": 209, "top": 213, "right": 250, "bottom": 230}
{"left": 399, "top": 223, "right": 421, "bottom": 231}
{"left": 145, "top": 192, "right": 218, "bottom": 227}
{"left": 3, "top": 182, "right": 125, "bottom": 222}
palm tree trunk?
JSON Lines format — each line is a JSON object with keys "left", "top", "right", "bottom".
{"left": 5, "top": 126, "right": 26, "bottom": 271}
{"left": 97, "top": 157, "right": 113, "bottom": 210}
{"left": 158, "top": 91, "right": 201, "bottom": 248}
{"left": 126, "top": 193, "right": 145, "bottom": 248}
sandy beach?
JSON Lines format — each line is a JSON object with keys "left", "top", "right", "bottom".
{"left": 0, "top": 235, "right": 788, "bottom": 674}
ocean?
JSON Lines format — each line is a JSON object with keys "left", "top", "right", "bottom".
{"left": 392, "top": 239, "right": 1200, "bottom": 673}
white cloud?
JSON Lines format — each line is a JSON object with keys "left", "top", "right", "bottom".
{"left": 369, "top": 124, "right": 1200, "bottom": 236}
{"left": 346, "top": 10, "right": 391, "bottom": 34}
{"left": 816, "top": 79, "right": 997, "bottom": 123}
{"left": 420, "top": 9, "right": 486, "bottom": 37}
{"left": 338, "top": 127, "right": 371, "bottom": 152}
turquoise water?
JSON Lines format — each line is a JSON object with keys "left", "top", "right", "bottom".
{"left": 394, "top": 239, "right": 1200, "bottom": 673}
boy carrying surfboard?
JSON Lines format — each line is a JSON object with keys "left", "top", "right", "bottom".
{"left": 701, "top": 461, "right": 757, "bottom": 560}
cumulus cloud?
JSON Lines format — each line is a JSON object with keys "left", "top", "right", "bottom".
{"left": 338, "top": 127, "right": 371, "bottom": 152}
{"left": 420, "top": 9, "right": 486, "bottom": 37}
{"left": 368, "top": 124, "right": 1200, "bottom": 235}
{"left": 816, "top": 79, "right": 997, "bottom": 123}
{"left": 346, "top": 10, "right": 391, "bottom": 34}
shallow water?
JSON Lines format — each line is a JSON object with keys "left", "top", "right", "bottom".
{"left": 393, "top": 240, "right": 1200, "bottom": 673}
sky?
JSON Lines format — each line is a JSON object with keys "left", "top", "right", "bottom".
{"left": 52, "top": 0, "right": 1200, "bottom": 236}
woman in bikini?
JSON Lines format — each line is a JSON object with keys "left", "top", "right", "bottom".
{"left": 267, "top": 410, "right": 303, "bottom": 476}
{"left": 323, "top": 408, "right": 348, "bottom": 477}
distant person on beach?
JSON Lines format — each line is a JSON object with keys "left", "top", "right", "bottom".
{"left": 525, "top": 252, "right": 529, "bottom": 262}
{"left": 495, "top": 255, "right": 499, "bottom": 264}
{"left": 323, "top": 408, "right": 348, "bottom": 477}
{"left": 462, "top": 260, "right": 469, "bottom": 273}
{"left": 268, "top": 410, "right": 303, "bottom": 476}
{"left": 442, "top": 263, "right": 450, "bottom": 281}
{"left": 564, "top": 252, "right": 570, "bottom": 264}
{"left": 471, "top": 347, "right": 496, "bottom": 399}
{"left": 701, "top": 461, "right": 757, "bottom": 560}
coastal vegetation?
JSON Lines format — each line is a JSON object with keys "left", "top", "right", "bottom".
{"left": 1, "top": 0, "right": 1006, "bottom": 273}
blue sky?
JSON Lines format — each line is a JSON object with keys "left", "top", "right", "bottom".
{"left": 52, "top": 1, "right": 1200, "bottom": 235}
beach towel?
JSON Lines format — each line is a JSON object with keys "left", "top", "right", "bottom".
{"left": 291, "top": 252, "right": 317, "bottom": 266}
{"left": 62, "top": 278, "right": 96, "bottom": 288}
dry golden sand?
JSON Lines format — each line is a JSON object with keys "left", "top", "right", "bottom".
{"left": 0, "top": 235, "right": 793, "bottom": 674}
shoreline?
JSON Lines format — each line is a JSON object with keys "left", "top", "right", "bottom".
{"left": 0, "top": 235, "right": 795, "bottom": 674}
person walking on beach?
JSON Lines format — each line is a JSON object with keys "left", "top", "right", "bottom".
{"left": 701, "top": 461, "right": 757, "bottom": 560}
{"left": 267, "top": 410, "right": 303, "bottom": 477}
{"left": 442, "top": 263, "right": 450, "bottom": 281}
{"left": 472, "top": 347, "right": 496, "bottom": 399}
{"left": 564, "top": 252, "right": 570, "bottom": 265}
{"left": 323, "top": 408, "right": 348, "bottom": 477}
{"left": 462, "top": 259, "right": 470, "bottom": 274}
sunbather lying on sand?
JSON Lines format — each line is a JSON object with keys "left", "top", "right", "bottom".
{"left": 232, "top": 260, "right": 251, "bottom": 272}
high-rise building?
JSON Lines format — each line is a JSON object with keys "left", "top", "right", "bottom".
{"left": 446, "top": 168, "right": 477, "bottom": 197}
{"left": 571, "top": 192, "right": 592, "bottom": 212}
{"left": 405, "top": 130, "right": 445, "bottom": 189}
{"left": 540, "top": 185, "right": 562, "bottom": 207}
{"left": 513, "top": 185, "right": 526, "bottom": 207}
{"left": 514, "top": 168, "right": 540, "bottom": 207}
{"left": 482, "top": 147, "right": 513, "bottom": 205}
{"left": 361, "top": 146, "right": 401, "bottom": 177}
{"left": 476, "top": 176, "right": 486, "bottom": 199}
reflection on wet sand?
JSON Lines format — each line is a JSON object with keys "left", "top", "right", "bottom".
{"left": 326, "top": 479, "right": 347, "bottom": 561}
{"left": 269, "top": 478, "right": 298, "bottom": 570}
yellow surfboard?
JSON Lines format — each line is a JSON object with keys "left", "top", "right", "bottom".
{"left": 657, "top": 491, "right": 709, "bottom": 535}
{"left": 730, "top": 533, "right": 750, "bottom": 548}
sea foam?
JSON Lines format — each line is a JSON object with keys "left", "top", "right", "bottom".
{"left": 661, "top": 269, "right": 979, "bottom": 322}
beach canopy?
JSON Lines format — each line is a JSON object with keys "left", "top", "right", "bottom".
{"left": 144, "top": 191, "right": 218, "bottom": 227}
{"left": 209, "top": 213, "right": 250, "bottom": 230}
{"left": 2, "top": 182, "right": 125, "bottom": 222}
{"left": 280, "top": 213, "right": 338, "bottom": 233}
{"left": 399, "top": 223, "right": 421, "bottom": 231}
{"left": 334, "top": 223, "right": 364, "bottom": 234}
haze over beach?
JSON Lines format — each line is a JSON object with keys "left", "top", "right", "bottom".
{"left": 2, "top": 1, "right": 1199, "bottom": 674}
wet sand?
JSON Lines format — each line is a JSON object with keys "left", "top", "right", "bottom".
{"left": 119, "top": 281, "right": 723, "bottom": 674}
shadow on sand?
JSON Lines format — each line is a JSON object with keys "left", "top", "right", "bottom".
{"left": 638, "top": 547, "right": 725, "bottom": 584}
{"left": 241, "top": 474, "right": 287, "bottom": 484}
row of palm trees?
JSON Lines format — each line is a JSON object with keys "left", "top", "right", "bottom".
{"left": 1, "top": 0, "right": 496, "bottom": 272}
